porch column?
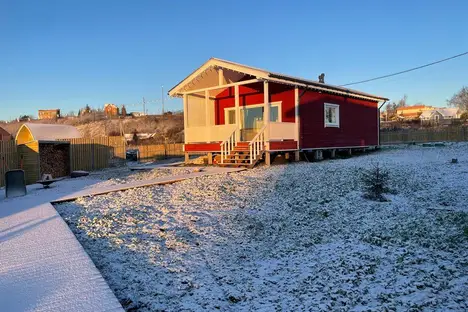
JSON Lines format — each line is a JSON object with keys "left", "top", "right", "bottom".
{"left": 183, "top": 94, "right": 188, "bottom": 144}
{"left": 263, "top": 81, "right": 270, "bottom": 143}
{"left": 294, "top": 86, "right": 300, "bottom": 149}
{"left": 235, "top": 85, "right": 240, "bottom": 140}
{"left": 205, "top": 90, "right": 210, "bottom": 127}
{"left": 218, "top": 68, "right": 224, "bottom": 85}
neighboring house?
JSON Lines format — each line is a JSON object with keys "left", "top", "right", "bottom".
{"left": 38, "top": 109, "right": 61, "bottom": 120}
{"left": 169, "top": 58, "right": 388, "bottom": 166}
{"left": 0, "top": 126, "right": 11, "bottom": 141}
{"left": 130, "top": 112, "right": 145, "bottom": 117}
{"left": 396, "top": 105, "right": 433, "bottom": 120}
{"left": 104, "top": 104, "right": 119, "bottom": 116}
{"left": 420, "top": 108, "right": 461, "bottom": 125}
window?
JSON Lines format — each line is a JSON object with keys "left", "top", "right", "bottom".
{"left": 224, "top": 102, "right": 282, "bottom": 126}
{"left": 227, "top": 110, "right": 236, "bottom": 124}
{"left": 324, "top": 103, "right": 340, "bottom": 127}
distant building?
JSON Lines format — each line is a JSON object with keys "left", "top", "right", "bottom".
{"left": 104, "top": 103, "right": 119, "bottom": 116}
{"left": 396, "top": 105, "right": 433, "bottom": 120}
{"left": 420, "top": 108, "right": 461, "bottom": 125}
{"left": 130, "top": 112, "right": 145, "bottom": 117}
{"left": 0, "top": 126, "right": 11, "bottom": 141}
{"left": 38, "top": 109, "right": 61, "bottom": 120}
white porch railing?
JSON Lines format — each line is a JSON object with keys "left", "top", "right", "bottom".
{"left": 220, "top": 127, "right": 238, "bottom": 164}
{"left": 249, "top": 124, "right": 267, "bottom": 164}
{"left": 269, "top": 122, "right": 296, "bottom": 141}
{"left": 185, "top": 124, "right": 237, "bottom": 143}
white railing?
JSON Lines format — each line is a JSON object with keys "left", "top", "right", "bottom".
{"left": 269, "top": 122, "right": 296, "bottom": 140}
{"left": 185, "top": 124, "right": 237, "bottom": 143}
{"left": 249, "top": 124, "right": 267, "bottom": 164}
{"left": 220, "top": 127, "right": 238, "bottom": 164}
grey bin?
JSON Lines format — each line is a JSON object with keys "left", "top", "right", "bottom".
{"left": 5, "top": 170, "right": 27, "bottom": 198}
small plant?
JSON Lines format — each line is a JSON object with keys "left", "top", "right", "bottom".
{"left": 361, "top": 163, "right": 391, "bottom": 201}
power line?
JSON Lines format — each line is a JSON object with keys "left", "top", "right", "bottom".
{"left": 340, "top": 51, "right": 468, "bottom": 87}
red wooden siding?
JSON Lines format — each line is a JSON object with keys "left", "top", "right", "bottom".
{"left": 214, "top": 82, "right": 295, "bottom": 125}
{"left": 184, "top": 142, "right": 221, "bottom": 152}
{"left": 270, "top": 141, "right": 297, "bottom": 150}
{"left": 299, "top": 90, "right": 378, "bottom": 149}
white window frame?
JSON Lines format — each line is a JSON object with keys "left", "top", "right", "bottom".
{"left": 224, "top": 101, "right": 282, "bottom": 125}
{"left": 324, "top": 103, "right": 340, "bottom": 128}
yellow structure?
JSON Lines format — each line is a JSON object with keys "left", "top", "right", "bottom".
{"left": 396, "top": 105, "right": 433, "bottom": 120}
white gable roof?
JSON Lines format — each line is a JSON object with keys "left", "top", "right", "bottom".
{"left": 20, "top": 123, "right": 82, "bottom": 141}
{"left": 419, "top": 110, "right": 436, "bottom": 119}
{"left": 169, "top": 57, "right": 389, "bottom": 102}
{"left": 438, "top": 108, "right": 459, "bottom": 118}
{"left": 419, "top": 108, "right": 459, "bottom": 119}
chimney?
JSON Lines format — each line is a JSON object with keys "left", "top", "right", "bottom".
{"left": 318, "top": 73, "right": 325, "bottom": 83}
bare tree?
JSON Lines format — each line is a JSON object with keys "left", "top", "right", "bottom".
{"left": 448, "top": 86, "right": 468, "bottom": 112}
{"left": 384, "top": 95, "right": 408, "bottom": 120}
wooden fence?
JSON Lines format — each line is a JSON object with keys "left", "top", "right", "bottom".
{"left": 67, "top": 136, "right": 126, "bottom": 171}
{"left": 380, "top": 127, "right": 468, "bottom": 144}
{"left": 0, "top": 141, "right": 18, "bottom": 187}
{"left": 130, "top": 143, "right": 184, "bottom": 162}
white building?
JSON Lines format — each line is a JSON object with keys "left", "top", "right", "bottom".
{"left": 419, "top": 108, "right": 461, "bottom": 125}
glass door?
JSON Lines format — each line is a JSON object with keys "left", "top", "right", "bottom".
{"left": 241, "top": 105, "right": 279, "bottom": 141}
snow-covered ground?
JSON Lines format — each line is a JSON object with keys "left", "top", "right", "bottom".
{"left": 55, "top": 144, "right": 468, "bottom": 311}
{"left": 82, "top": 166, "right": 195, "bottom": 187}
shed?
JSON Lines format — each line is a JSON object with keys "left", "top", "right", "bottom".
{"left": 15, "top": 123, "right": 82, "bottom": 183}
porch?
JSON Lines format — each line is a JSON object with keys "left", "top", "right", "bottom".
{"left": 182, "top": 79, "right": 299, "bottom": 166}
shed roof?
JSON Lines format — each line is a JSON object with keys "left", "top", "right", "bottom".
{"left": 168, "top": 58, "right": 389, "bottom": 102}
{"left": 16, "top": 123, "right": 81, "bottom": 144}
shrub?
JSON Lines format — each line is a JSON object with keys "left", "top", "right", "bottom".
{"left": 361, "top": 163, "right": 391, "bottom": 201}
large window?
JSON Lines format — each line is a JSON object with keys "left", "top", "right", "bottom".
{"left": 224, "top": 102, "right": 281, "bottom": 127}
{"left": 324, "top": 103, "right": 340, "bottom": 128}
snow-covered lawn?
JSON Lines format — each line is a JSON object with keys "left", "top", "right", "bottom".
{"left": 55, "top": 144, "right": 468, "bottom": 311}
{"left": 81, "top": 166, "right": 195, "bottom": 187}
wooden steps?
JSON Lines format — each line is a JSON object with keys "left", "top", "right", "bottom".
{"left": 218, "top": 141, "right": 263, "bottom": 168}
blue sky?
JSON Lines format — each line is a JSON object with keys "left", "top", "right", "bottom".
{"left": 1, "top": 0, "right": 467, "bottom": 120}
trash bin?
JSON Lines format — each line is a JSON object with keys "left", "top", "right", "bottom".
{"left": 5, "top": 170, "right": 27, "bottom": 198}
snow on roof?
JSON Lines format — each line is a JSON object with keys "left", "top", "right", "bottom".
{"left": 419, "top": 110, "right": 436, "bottom": 119}
{"left": 169, "top": 57, "right": 389, "bottom": 101}
{"left": 20, "top": 123, "right": 82, "bottom": 141}
{"left": 419, "top": 108, "right": 459, "bottom": 119}
{"left": 438, "top": 108, "right": 459, "bottom": 117}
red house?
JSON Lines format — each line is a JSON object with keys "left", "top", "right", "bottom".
{"left": 169, "top": 58, "right": 388, "bottom": 166}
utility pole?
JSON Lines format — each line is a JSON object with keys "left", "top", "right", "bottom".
{"left": 142, "top": 97, "right": 146, "bottom": 115}
{"left": 161, "top": 86, "right": 165, "bottom": 116}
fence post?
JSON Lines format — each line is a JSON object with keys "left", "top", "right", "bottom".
{"left": 91, "top": 139, "right": 95, "bottom": 170}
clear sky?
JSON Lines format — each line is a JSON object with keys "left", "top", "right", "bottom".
{"left": 1, "top": 0, "right": 467, "bottom": 120}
